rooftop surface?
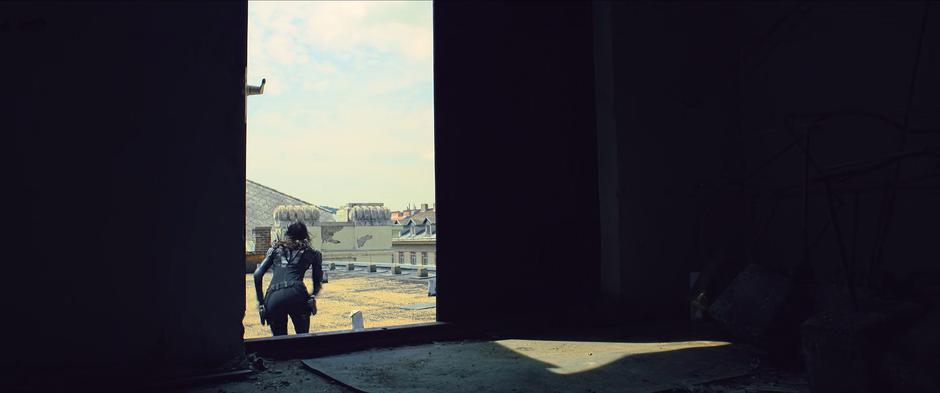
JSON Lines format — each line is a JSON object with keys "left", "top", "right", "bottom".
{"left": 244, "top": 268, "right": 436, "bottom": 339}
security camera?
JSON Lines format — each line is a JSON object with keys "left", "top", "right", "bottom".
{"left": 246, "top": 78, "right": 266, "bottom": 96}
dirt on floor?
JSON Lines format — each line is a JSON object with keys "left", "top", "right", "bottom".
{"left": 244, "top": 268, "right": 436, "bottom": 339}
{"left": 171, "top": 356, "right": 354, "bottom": 393}
{"left": 659, "top": 367, "right": 810, "bottom": 393}
{"left": 170, "top": 346, "right": 809, "bottom": 393}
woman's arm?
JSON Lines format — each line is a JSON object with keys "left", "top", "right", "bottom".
{"left": 253, "top": 247, "right": 276, "bottom": 305}
{"left": 311, "top": 250, "right": 323, "bottom": 296}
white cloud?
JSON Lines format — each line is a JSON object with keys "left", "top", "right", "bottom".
{"left": 250, "top": 1, "right": 431, "bottom": 67}
{"left": 247, "top": 1, "right": 435, "bottom": 209}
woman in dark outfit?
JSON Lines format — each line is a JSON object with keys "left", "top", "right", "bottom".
{"left": 254, "top": 221, "right": 324, "bottom": 336}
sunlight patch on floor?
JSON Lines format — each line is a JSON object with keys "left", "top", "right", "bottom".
{"left": 495, "top": 339, "right": 732, "bottom": 375}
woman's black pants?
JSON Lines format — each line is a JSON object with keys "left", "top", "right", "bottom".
{"left": 265, "top": 285, "right": 310, "bottom": 336}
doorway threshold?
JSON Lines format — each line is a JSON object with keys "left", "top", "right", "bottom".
{"left": 244, "top": 321, "right": 475, "bottom": 359}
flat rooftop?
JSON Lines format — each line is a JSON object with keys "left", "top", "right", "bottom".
{"left": 244, "top": 267, "right": 436, "bottom": 339}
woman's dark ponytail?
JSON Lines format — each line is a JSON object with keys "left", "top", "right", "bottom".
{"left": 285, "top": 221, "right": 310, "bottom": 241}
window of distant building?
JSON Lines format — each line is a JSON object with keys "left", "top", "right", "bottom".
{"left": 398, "top": 251, "right": 404, "bottom": 264}
{"left": 421, "top": 252, "right": 428, "bottom": 265}
{"left": 410, "top": 252, "right": 416, "bottom": 265}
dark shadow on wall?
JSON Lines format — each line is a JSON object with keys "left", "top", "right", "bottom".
{"left": 434, "top": 0, "right": 604, "bottom": 331}
{"left": 0, "top": 2, "right": 247, "bottom": 391}
{"left": 593, "top": 1, "right": 939, "bottom": 321}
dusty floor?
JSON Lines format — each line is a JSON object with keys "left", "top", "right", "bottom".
{"left": 172, "top": 343, "right": 808, "bottom": 393}
{"left": 244, "top": 267, "right": 436, "bottom": 338}
{"left": 228, "top": 270, "right": 809, "bottom": 392}
{"left": 661, "top": 367, "right": 810, "bottom": 392}
{"left": 172, "top": 356, "right": 354, "bottom": 393}
{"left": 299, "top": 339, "right": 755, "bottom": 393}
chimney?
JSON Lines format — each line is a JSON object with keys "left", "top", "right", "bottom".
{"left": 252, "top": 226, "right": 271, "bottom": 253}
{"left": 421, "top": 203, "right": 429, "bottom": 211}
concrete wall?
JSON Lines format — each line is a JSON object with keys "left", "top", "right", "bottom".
{"left": 0, "top": 1, "right": 247, "bottom": 389}
{"left": 321, "top": 251, "right": 394, "bottom": 264}
{"left": 263, "top": 219, "right": 396, "bottom": 264}
{"left": 271, "top": 223, "right": 395, "bottom": 252}
{"left": 599, "top": 2, "right": 940, "bottom": 321}
{"left": 436, "top": 1, "right": 939, "bottom": 331}
{"left": 434, "top": 2, "right": 602, "bottom": 328}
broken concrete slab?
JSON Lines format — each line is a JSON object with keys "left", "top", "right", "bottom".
{"left": 708, "top": 264, "right": 822, "bottom": 368}
{"left": 707, "top": 264, "right": 807, "bottom": 355}
{"left": 708, "top": 264, "right": 794, "bottom": 339}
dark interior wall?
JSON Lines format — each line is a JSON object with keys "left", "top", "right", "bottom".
{"left": 435, "top": 0, "right": 940, "bottom": 331}
{"left": 601, "top": 1, "right": 940, "bottom": 319}
{"left": 434, "top": 2, "right": 602, "bottom": 328}
{"left": 728, "top": 2, "right": 940, "bottom": 286}
{"left": 1, "top": 1, "right": 247, "bottom": 388}
{"left": 603, "top": 3, "right": 752, "bottom": 322}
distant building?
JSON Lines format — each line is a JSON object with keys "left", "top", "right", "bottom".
{"left": 246, "top": 181, "right": 436, "bottom": 270}
{"left": 245, "top": 181, "right": 397, "bottom": 272}
{"left": 246, "top": 179, "right": 327, "bottom": 252}
{"left": 390, "top": 203, "right": 436, "bottom": 222}
{"left": 392, "top": 216, "right": 436, "bottom": 266}
{"left": 270, "top": 202, "right": 395, "bottom": 263}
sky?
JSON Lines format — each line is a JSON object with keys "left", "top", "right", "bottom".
{"left": 247, "top": 1, "right": 434, "bottom": 211}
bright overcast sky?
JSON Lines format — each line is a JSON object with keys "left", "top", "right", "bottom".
{"left": 247, "top": 1, "right": 434, "bottom": 211}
